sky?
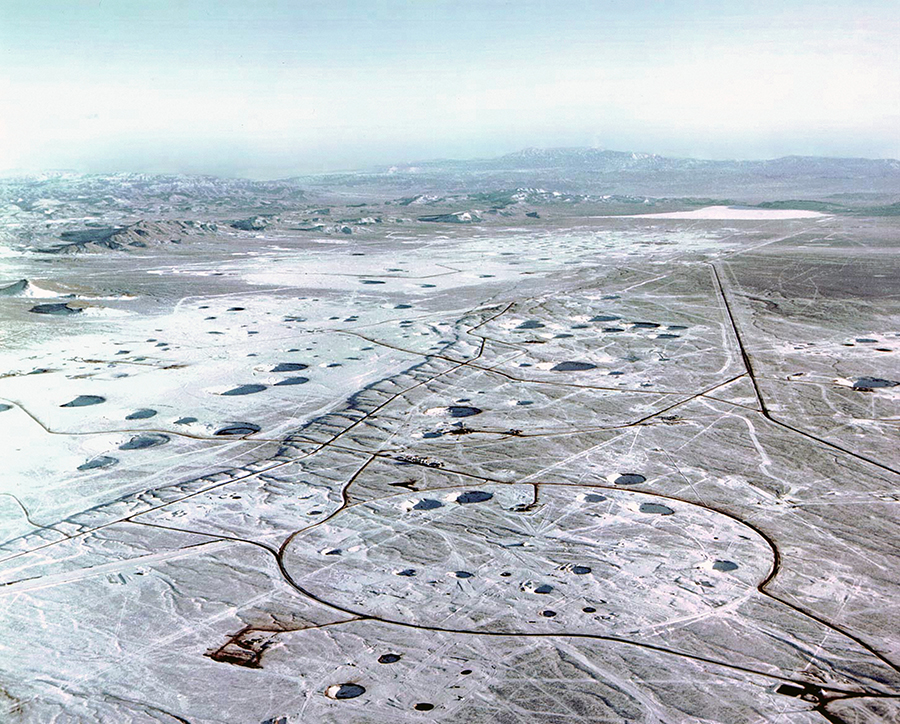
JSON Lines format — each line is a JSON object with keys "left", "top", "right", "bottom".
{"left": 1, "top": 0, "right": 898, "bottom": 178}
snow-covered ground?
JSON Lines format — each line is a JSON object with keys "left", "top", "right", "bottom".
{"left": 2, "top": 209, "right": 900, "bottom": 724}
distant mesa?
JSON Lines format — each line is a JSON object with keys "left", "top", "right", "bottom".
{"left": 29, "top": 302, "right": 83, "bottom": 316}
{"left": 418, "top": 211, "right": 481, "bottom": 224}
{"left": 60, "top": 395, "right": 105, "bottom": 407}
{"left": 230, "top": 216, "right": 270, "bottom": 231}
{"left": 38, "top": 220, "right": 218, "bottom": 254}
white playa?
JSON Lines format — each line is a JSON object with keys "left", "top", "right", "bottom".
{"left": 613, "top": 205, "right": 829, "bottom": 220}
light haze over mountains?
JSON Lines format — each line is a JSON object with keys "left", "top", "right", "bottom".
{"left": 1, "top": 0, "right": 898, "bottom": 179}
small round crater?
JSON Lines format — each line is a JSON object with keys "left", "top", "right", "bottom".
{"left": 614, "top": 473, "right": 646, "bottom": 486}
{"left": 639, "top": 502, "right": 675, "bottom": 515}
{"left": 220, "top": 384, "right": 267, "bottom": 396}
{"left": 456, "top": 491, "right": 493, "bottom": 504}
{"left": 30, "top": 302, "right": 82, "bottom": 316}
{"left": 852, "top": 377, "right": 898, "bottom": 390}
{"left": 61, "top": 395, "right": 105, "bottom": 408}
{"left": 272, "top": 362, "right": 309, "bottom": 372}
{"left": 119, "top": 433, "right": 169, "bottom": 451}
{"left": 551, "top": 361, "right": 597, "bottom": 372}
{"left": 325, "top": 683, "right": 366, "bottom": 700}
{"left": 77, "top": 455, "right": 118, "bottom": 471}
{"left": 412, "top": 498, "right": 443, "bottom": 511}
{"left": 274, "top": 376, "right": 309, "bottom": 386}
{"left": 215, "top": 423, "right": 261, "bottom": 436}
{"left": 447, "top": 405, "right": 482, "bottom": 418}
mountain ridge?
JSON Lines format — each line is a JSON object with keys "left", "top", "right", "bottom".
{"left": 382, "top": 146, "right": 900, "bottom": 175}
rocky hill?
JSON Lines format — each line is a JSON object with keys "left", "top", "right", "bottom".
{"left": 37, "top": 220, "right": 220, "bottom": 254}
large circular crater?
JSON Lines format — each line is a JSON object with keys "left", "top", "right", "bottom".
{"left": 282, "top": 484, "right": 773, "bottom": 634}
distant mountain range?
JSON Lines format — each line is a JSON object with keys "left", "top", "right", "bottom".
{"left": 4, "top": 148, "right": 900, "bottom": 206}
{"left": 393, "top": 147, "right": 900, "bottom": 176}
{"left": 296, "top": 147, "right": 900, "bottom": 200}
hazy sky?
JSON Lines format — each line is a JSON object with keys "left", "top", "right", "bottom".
{"left": 1, "top": 0, "right": 898, "bottom": 177}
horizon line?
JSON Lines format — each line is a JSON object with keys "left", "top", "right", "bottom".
{"left": 2, "top": 145, "right": 899, "bottom": 183}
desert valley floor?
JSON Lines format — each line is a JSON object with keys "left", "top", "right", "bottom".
{"left": 1, "top": 204, "right": 899, "bottom": 723}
